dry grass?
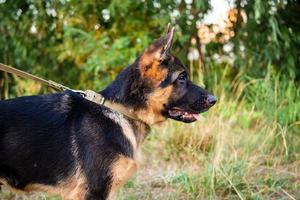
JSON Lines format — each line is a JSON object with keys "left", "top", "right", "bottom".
{"left": 1, "top": 76, "right": 299, "bottom": 200}
{"left": 116, "top": 80, "right": 300, "bottom": 199}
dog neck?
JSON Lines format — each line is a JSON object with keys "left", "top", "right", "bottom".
{"left": 100, "top": 62, "right": 149, "bottom": 121}
{"left": 100, "top": 63, "right": 147, "bottom": 105}
{"left": 99, "top": 63, "right": 152, "bottom": 144}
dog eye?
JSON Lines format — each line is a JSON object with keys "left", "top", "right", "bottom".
{"left": 176, "top": 72, "right": 187, "bottom": 85}
{"left": 177, "top": 72, "right": 187, "bottom": 82}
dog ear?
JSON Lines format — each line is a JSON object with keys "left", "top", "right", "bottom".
{"left": 139, "top": 25, "right": 175, "bottom": 84}
{"left": 165, "top": 23, "right": 172, "bottom": 35}
{"left": 160, "top": 25, "right": 175, "bottom": 61}
{"left": 142, "top": 25, "right": 175, "bottom": 62}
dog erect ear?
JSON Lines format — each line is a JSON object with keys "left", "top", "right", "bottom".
{"left": 161, "top": 25, "right": 175, "bottom": 61}
{"left": 165, "top": 23, "right": 172, "bottom": 34}
{"left": 141, "top": 25, "right": 175, "bottom": 63}
{"left": 139, "top": 25, "right": 175, "bottom": 85}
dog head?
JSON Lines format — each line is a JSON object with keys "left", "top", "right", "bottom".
{"left": 133, "top": 26, "right": 217, "bottom": 124}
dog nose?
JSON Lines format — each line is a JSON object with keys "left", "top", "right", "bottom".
{"left": 207, "top": 95, "right": 217, "bottom": 106}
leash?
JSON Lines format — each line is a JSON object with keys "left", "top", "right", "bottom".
{"left": 0, "top": 63, "right": 139, "bottom": 121}
{"left": 0, "top": 63, "right": 70, "bottom": 91}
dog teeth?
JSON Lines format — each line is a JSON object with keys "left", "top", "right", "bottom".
{"left": 169, "top": 110, "right": 182, "bottom": 117}
{"left": 169, "top": 109, "right": 199, "bottom": 121}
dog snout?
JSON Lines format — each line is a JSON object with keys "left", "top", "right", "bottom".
{"left": 206, "top": 94, "right": 217, "bottom": 106}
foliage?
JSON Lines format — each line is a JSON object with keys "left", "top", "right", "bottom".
{"left": 0, "top": 0, "right": 210, "bottom": 96}
{"left": 231, "top": 0, "right": 300, "bottom": 80}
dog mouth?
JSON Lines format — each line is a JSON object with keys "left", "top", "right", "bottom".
{"left": 167, "top": 107, "right": 208, "bottom": 123}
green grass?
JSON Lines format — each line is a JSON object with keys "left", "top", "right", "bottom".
{"left": 1, "top": 73, "right": 299, "bottom": 200}
{"left": 118, "top": 73, "right": 300, "bottom": 200}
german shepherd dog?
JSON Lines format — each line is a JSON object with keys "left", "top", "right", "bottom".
{"left": 0, "top": 26, "right": 216, "bottom": 199}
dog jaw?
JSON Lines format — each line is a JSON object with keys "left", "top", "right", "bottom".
{"left": 134, "top": 86, "right": 173, "bottom": 125}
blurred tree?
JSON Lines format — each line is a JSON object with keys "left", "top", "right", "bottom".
{"left": 0, "top": 0, "right": 298, "bottom": 126}
{"left": 0, "top": 0, "right": 210, "bottom": 98}
{"left": 0, "top": 0, "right": 299, "bottom": 99}
{"left": 232, "top": 0, "right": 300, "bottom": 80}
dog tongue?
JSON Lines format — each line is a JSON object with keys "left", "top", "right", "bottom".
{"left": 192, "top": 113, "right": 200, "bottom": 120}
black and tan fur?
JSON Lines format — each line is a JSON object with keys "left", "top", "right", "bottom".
{"left": 0, "top": 26, "right": 216, "bottom": 199}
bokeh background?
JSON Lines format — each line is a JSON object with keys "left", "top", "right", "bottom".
{"left": 0, "top": 0, "right": 299, "bottom": 199}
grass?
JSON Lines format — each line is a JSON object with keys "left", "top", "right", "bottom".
{"left": 1, "top": 72, "right": 299, "bottom": 200}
